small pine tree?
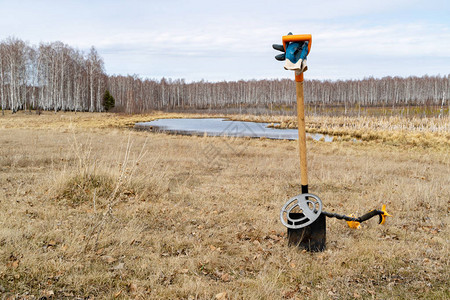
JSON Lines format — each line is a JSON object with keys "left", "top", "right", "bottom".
{"left": 103, "top": 90, "right": 115, "bottom": 111}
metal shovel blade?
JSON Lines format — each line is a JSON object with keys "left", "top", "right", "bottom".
{"left": 288, "top": 212, "right": 326, "bottom": 252}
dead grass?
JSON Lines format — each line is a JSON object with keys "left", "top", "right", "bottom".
{"left": 253, "top": 115, "right": 449, "bottom": 150}
{"left": 1, "top": 110, "right": 447, "bottom": 150}
{"left": 0, "top": 112, "right": 449, "bottom": 299}
{"left": 0, "top": 110, "right": 206, "bottom": 130}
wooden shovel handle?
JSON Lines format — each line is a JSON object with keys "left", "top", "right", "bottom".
{"left": 296, "top": 80, "right": 308, "bottom": 188}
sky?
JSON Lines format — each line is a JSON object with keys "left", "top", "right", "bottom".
{"left": 0, "top": 0, "right": 449, "bottom": 82}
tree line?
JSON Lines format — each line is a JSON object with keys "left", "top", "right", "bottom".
{"left": 1, "top": 37, "right": 449, "bottom": 114}
{"left": 0, "top": 37, "right": 105, "bottom": 113}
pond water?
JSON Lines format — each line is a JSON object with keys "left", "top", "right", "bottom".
{"left": 135, "top": 118, "right": 334, "bottom": 142}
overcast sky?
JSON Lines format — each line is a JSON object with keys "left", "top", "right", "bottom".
{"left": 0, "top": 0, "right": 449, "bottom": 81}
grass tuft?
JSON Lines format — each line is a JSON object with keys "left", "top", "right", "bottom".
{"left": 59, "top": 173, "right": 115, "bottom": 206}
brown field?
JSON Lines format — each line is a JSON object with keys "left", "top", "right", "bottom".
{"left": 0, "top": 111, "right": 449, "bottom": 299}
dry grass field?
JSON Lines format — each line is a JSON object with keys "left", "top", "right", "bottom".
{"left": 0, "top": 111, "right": 449, "bottom": 299}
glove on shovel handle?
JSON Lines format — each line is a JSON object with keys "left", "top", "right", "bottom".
{"left": 283, "top": 35, "right": 311, "bottom": 82}
{"left": 282, "top": 34, "right": 312, "bottom": 54}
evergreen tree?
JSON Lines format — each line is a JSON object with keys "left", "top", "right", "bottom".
{"left": 102, "top": 89, "right": 115, "bottom": 111}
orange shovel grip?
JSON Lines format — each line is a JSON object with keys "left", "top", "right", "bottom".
{"left": 282, "top": 34, "right": 312, "bottom": 53}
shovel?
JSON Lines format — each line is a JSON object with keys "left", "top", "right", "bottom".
{"left": 273, "top": 33, "right": 391, "bottom": 252}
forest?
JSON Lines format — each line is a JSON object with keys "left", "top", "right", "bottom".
{"left": 1, "top": 37, "right": 449, "bottom": 114}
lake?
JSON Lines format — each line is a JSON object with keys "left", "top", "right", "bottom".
{"left": 135, "top": 118, "right": 334, "bottom": 142}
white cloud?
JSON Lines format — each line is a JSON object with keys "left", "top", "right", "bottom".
{"left": 1, "top": 0, "right": 449, "bottom": 81}
{"left": 314, "top": 23, "right": 450, "bottom": 57}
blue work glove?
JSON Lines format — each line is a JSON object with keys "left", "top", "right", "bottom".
{"left": 273, "top": 32, "right": 308, "bottom": 72}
